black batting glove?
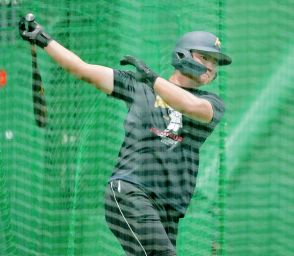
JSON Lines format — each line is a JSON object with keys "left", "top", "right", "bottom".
{"left": 120, "top": 55, "right": 159, "bottom": 89}
{"left": 19, "top": 16, "right": 52, "bottom": 48}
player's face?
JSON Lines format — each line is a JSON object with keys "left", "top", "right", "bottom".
{"left": 191, "top": 51, "right": 218, "bottom": 85}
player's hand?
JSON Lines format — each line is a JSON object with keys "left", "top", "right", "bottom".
{"left": 19, "top": 15, "right": 52, "bottom": 48}
{"left": 120, "top": 55, "right": 158, "bottom": 89}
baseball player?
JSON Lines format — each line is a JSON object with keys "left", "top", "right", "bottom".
{"left": 19, "top": 15, "right": 231, "bottom": 256}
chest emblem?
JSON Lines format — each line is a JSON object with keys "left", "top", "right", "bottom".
{"left": 152, "top": 95, "right": 184, "bottom": 147}
{"left": 154, "top": 95, "right": 169, "bottom": 108}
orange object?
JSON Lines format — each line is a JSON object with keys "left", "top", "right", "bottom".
{"left": 0, "top": 70, "right": 7, "bottom": 87}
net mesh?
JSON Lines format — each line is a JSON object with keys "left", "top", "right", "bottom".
{"left": 0, "top": 0, "right": 293, "bottom": 255}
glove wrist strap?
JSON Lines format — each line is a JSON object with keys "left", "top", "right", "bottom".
{"left": 148, "top": 75, "right": 158, "bottom": 89}
{"left": 36, "top": 32, "right": 52, "bottom": 48}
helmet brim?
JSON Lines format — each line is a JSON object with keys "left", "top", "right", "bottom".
{"left": 195, "top": 48, "right": 232, "bottom": 66}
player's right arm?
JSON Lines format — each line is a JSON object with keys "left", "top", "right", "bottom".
{"left": 19, "top": 14, "right": 114, "bottom": 95}
{"left": 45, "top": 40, "right": 114, "bottom": 94}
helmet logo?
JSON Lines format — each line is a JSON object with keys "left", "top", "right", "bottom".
{"left": 215, "top": 37, "right": 221, "bottom": 48}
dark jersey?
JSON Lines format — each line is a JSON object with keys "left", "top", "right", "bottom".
{"left": 109, "top": 70, "right": 225, "bottom": 214}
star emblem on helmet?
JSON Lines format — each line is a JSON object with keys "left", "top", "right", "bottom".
{"left": 215, "top": 38, "right": 221, "bottom": 48}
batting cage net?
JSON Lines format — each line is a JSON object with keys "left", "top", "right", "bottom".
{"left": 0, "top": 0, "right": 293, "bottom": 255}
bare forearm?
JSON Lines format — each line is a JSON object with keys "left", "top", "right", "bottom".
{"left": 44, "top": 40, "right": 113, "bottom": 94}
{"left": 45, "top": 40, "right": 85, "bottom": 74}
{"left": 154, "top": 77, "right": 213, "bottom": 123}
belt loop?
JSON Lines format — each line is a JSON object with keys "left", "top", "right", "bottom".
{"left": 118, "top": 180, "right": 121, "bottom": 193}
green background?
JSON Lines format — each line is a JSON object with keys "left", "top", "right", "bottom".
{"left": 0, "top": 0, "right": 293, "bottom": 255}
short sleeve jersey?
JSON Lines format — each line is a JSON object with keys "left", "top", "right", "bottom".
{"left": 109, "top": 70, "right": 225, "bottom": 214}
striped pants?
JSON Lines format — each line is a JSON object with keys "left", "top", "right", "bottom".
{"left": 104, "top": 180, "right": 180, "bottom": 256}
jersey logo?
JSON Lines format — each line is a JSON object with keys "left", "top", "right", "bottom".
{"left": 154, "top": 95, "right": 169, "bottom": 108}
{"left": 153, "top": 95, "right": 184, "bottom": 148}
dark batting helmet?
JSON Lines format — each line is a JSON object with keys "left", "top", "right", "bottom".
{"left": 171, "top": 31, "right": 232, "bottom": 79}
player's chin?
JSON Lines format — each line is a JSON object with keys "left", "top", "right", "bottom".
{"left": 187, "top": 73, "right": 212, "bottom": 87}
{"left": 199, "top": 74, "right": 213, "bottom": 85}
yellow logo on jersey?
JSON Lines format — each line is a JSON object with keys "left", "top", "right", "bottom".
{"left": 154, "top": 95, "right": 169, "bottom": 108}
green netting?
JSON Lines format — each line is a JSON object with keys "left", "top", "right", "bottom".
{"left": 0, "top": 0, "right": 293, "bottom": 255}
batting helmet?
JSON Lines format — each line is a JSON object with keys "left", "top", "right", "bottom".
{"left": 171, "top": 31, "right": 232, "bottom": 78}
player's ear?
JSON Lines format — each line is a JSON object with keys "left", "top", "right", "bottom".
{"left": 213, "top": 73, "right": 217, "bottom": 80}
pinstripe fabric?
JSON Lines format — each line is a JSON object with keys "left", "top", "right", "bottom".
{"left": 109, "top": 70, "right": 225, "bottom": 215}
{"left": 105, "top": 180, "right": 178, "bottom": 256}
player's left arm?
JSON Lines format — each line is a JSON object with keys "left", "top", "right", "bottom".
{"left": 119, "top": 55, "right": 213, "bottom": 123}
{"left": 153, "top": 78, "right": 213, "bottom": 123}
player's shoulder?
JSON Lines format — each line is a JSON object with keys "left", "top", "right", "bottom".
{"left": 114, "top": 69, "right": 151, "bottom": 92}
{"left": 114, "top": 69, "right": 135, "bottom": 80}
{"left": 192, "top": 88, "right": 222, "bottom": 101}
{"left": 115, "top": 69, "right": 142, "bottom": 78}
{"left": 195, "top": 88, "right": 225, "bottom": 112}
